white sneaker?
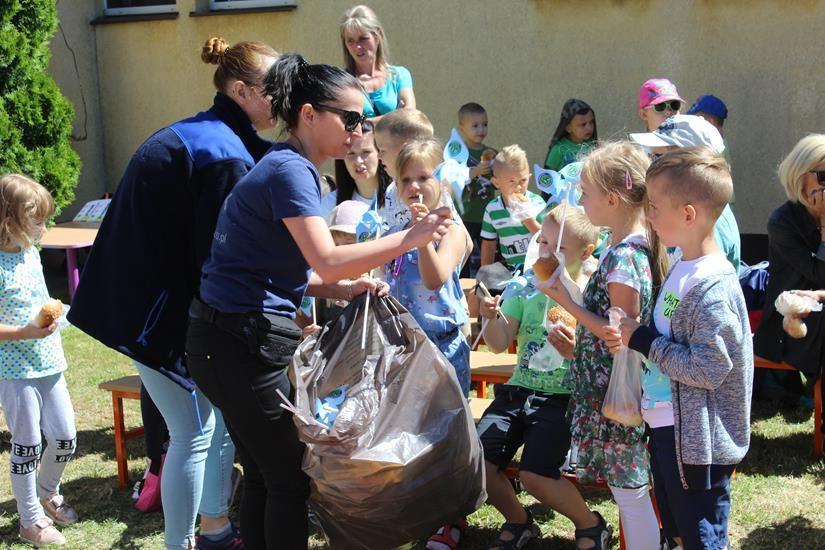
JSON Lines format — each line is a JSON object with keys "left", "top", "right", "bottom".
{"left": 40, "top": 495, "right": 78, "bottom": 527}
{"left": 19, "top": 517, "right": 65, "bottom": 547}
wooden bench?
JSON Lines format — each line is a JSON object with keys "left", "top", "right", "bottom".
{"left": 469, "top": 397, "right": 641, "bottom": 550}
{"left": 470, "top": 351, "right": 516, "bottom": 398}
{"left": 754, "top": 355, "right": 823, "bottom": 457}
{"left": 99, "top": 375, "right": 144, "bottom": 488}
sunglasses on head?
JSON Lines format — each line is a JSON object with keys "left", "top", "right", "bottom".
{"left": 811, "top": 170, "right": 825, "bottom": 185}
{"left": 312, "top": 103, "right": 366, "bottom": 132}
{"left": 651, "top": 100, "right": 681, "bottom": 113}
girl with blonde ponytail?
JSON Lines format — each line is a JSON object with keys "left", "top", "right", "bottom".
{"left": 539, "top": 141, "right": 663, "bottom": 550}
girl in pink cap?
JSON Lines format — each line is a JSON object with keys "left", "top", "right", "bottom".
{"left": 638, "top": 78, "right": 684, "bottom": 131}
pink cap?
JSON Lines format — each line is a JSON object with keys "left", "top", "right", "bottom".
{"left": 638, "top": 78, "right": 684, "bottom": 109}
{"left": 328, "top": 200, "right": 370, "bottom": 234}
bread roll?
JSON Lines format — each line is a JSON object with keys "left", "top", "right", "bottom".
{"left": 481, "top": 149, "right": 496, "bottom": 162}
{"left": 533, "top": 254, "right": 559, "bottom": 281}
{"left": 548, "top": 306, "right": 577, "bottom": 329}
{"left": 511, "top": 193, "right": 529, "bottom": 202}
{"left": 35, "top": 299, "right": 63, "bottom": 328}
{"left": 783, "top": 316, "right": 807, "bottom": 339}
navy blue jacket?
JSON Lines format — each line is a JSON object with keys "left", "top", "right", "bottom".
{"left": 68, "top": 94, "right": 271, "bottom": 390}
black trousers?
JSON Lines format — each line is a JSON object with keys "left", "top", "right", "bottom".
{"left": 186, "top": 312, "right": 309, "bottom": 550}
{"left": 139, "top": 385, "right": 169, "bottom": 474}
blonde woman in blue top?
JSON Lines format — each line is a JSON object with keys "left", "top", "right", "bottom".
{"left": 340, "top": 4, "right": 416, "bottom": 122}
{"left": 0, "top": 174, "right": 77, "bottom": 547}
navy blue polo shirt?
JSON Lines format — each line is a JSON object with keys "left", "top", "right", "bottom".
{"left": 200, "top": 143, "right": 322, "bottom": 317}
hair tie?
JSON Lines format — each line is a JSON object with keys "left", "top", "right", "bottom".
{"left": 625, "top": 170, "right": 633, "bottom": 190}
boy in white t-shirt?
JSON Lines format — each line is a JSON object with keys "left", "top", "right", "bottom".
{"left": 607, "top": 148, "right": 752, "bottom": 550}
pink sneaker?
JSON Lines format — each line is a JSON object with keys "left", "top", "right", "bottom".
{"left": 40, "top": 495, "right": 78, "bottom": 527}
{"left": 135, "top": 470, "right": 162, "bottom": 513}
{"left": 19, "top": 517, "right": 66, "bottom": 547}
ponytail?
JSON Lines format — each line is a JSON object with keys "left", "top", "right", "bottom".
{"left": 264, "top": 53, "right": 362, "bottom": 131}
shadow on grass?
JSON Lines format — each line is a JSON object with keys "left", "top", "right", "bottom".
{"left": 0, "top": 472, "right": 164, "bottom": 548}
{"left": 739, "top": 515, "right": 825, "bottom": 548}
{"left": 751, "top": 396, "right": 816, "bottom": 425}
{"left": 739, "top": 429, "right": 825, "bottom": 480}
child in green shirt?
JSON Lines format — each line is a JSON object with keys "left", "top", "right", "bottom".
{"left": 477, "top": 206, "right": 612, "bottom": 549}
{"left": 456, "top": 102, "right": 497, "bottom": 276}
{"left": 544, "top": 99, "right": 598, "bottom": 171}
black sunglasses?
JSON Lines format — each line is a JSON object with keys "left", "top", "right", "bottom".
{"left": 312, "top": 103, "right": 366, "bottom": 132}
{"left": 652, "top": 100, "right": 681, "bottom": 113}
{"left": 810, "top": 170, "right": 825, "bottom": 184}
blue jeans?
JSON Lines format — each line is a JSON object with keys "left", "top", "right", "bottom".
{"left": 136, "top": 363, "right": 235, "bottom": 549}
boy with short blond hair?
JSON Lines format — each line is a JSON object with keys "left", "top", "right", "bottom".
{"left": 608, "top": 147, "right": 753, "bottom": 550}
{"left": 477, "top": 208, "right": 611, "bottom": 549}
{"left": 480, "top": 145, "right": 546, "bottom": 270}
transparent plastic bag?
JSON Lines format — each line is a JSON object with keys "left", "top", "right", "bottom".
{"left": 601, "top": 307, "right": 643, "bottom": 426}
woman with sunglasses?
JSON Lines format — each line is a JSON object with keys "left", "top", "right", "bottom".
{"left": 68, "top": 37, "right": 278, "bottom": 549}
{"left": 755, "top": 134, "right": 825, "bottom": 409}
{"left": 185, "top": 53, "right": 452, "bottom": 550}
{"left": 638, "top": 78, "right": 684, "bottom": 131}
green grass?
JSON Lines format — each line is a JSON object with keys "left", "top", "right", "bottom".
{"left": 2, "top": 327, "right": 825, "bottom": 548}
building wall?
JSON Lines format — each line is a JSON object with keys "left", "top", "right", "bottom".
{"left": 50, "top": 0, "right": 825, "bottom": 233}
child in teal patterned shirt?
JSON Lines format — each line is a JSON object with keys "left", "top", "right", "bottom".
{"left": 0, "top": 174, "right": 77, "bottom": 547}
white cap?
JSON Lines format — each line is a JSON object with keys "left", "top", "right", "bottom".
{"left": 629, "top": 114, "right": 725, "bottom": 154}
{"left": 328, "top": 200, "right": 370, "bottom": 234}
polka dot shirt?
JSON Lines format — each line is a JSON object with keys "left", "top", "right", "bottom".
{"left": 0, "top": 247, "right": 67, "bottom": 380}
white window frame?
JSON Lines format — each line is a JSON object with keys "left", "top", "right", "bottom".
{"left": 209, "top": 0, "right": 296, "bottom": 10}
{"left": 102, "top": 0, "right": 177, "bottom": 16}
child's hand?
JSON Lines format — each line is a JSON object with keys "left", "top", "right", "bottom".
{"left": 547, "top": 324, "right": 576, "bottom": 360}
{"left": 534, "top": 272, "right": 571, "bottom": 306}
{"left": 409, "top": 202, "right": 430, "bottom": 223}
{"left": 479, "top": 295, "right": 501, "bottom": 320}
{"left": 302, "top": 324, "right": 321, "bottom": 339}
{"left": 470, "top": 162, "right": 492, "bottom": 180}
{"left": 349, "top": 277, "right": 389, "bottom": 298}
{"left": 19, "top": 322, "right": 56, "bottom": 340}
{"left": 605, "top": 317, "right": 642, "bottom": 354}
{"left": 604, "top": 325, "right": 623, "bottom": 355}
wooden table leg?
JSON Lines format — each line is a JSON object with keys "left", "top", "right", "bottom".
{"left": 477, "top": 381, "right": 487, "bottom": 399}
{"left": 112, "top": 391, "right": 129, "bottom": 489}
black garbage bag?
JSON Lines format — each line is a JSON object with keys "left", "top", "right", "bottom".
{"left": 287, "top": 293, "right": 485, "bottom": 549}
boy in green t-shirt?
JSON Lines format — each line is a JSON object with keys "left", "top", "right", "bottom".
{"left": 480, "top": 145, "right": 546, "bottom": 271}
{"left": 456, "top": 102, "right": 497, "bottom": 276}
{"left": 477, "top": 207, "right": 612, "bottom": 549}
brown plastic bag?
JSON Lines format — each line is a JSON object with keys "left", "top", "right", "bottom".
{"left": 288, "top": 294, "right": 486, "bottom": 549}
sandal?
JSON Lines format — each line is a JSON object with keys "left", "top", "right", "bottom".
{"left": 488, "top": 507, "right": 539, "bottom": 550}
{"left": 426, "top": 518, "right": 469, "bottom": 550}
{"left": 574, "top": 511, "right": 612, "bottom": 550}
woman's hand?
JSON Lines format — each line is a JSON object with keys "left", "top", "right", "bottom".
{"left": 348, "top": 277, "right": 390, "bottom": 298}
{"left": 479, "top": 295, "right": 501, "bottom": 320}
{"left": 547, "top": 324, "right": 576, "bottom": 360}
{"left": 406, "top": 207, "right": 452, "bottom": 248}
{"left": 18, "top": 322, "right": 56, "bottom": 340}
{"left": 794, "top": 289, "right": 825, "bottom": 303}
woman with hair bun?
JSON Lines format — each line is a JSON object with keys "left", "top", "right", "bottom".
{"left": 186, "top": 52, "right": 452, "bottom": 549}
{"left": 68, "top": 37, "right": 278, "bottom": 549}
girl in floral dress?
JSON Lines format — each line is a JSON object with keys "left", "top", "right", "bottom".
{"left": 540, "top": 142, "right": 667, "bottom": 550}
